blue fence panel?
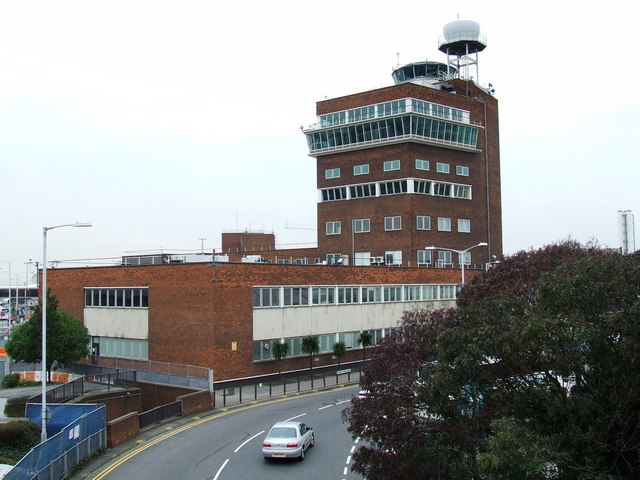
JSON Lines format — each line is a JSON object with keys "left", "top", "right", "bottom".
{"left": 26, "top": 403, "right": 102, "bottom": 438}
{"left": 6, "top": 405, "right": 106, "bottom": 480}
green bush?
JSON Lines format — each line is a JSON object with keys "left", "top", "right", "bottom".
{"left": 0, "top": 420, "right": 40, "bottom": 464}
{"left": 1, "top": 374, "right": 20, "bottom": 389}
{"left": 4, "top": 397, "right": 28, "bottom": 418}
{"left": 17, "top": 380, "right": 40, "bottom": 387}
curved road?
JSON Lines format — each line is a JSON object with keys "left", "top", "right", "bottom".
{"left": 88, "top": 385, "right": 363, "bottom": 480}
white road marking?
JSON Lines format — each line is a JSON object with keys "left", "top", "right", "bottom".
{"left": 318, "top": 404, "right": 333, "bottom": 410}
{"left": 346, "top": 455, "right": 352, "bottom": 464}
{"left": 213, "top": 459, "right": 229, "bottom": 480}
{"left": 285, "top": 413, "right": 307, "bottom": 421}
{"left": 234, "top": 431, "right": 265, "bottom": 453}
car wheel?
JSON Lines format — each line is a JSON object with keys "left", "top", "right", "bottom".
{"left": 299, "top": 446, "right": 305, "bottom": 461}
{"left": 310, "top": 433, "right": 315, "bottom": 447}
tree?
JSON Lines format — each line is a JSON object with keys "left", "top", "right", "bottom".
{"left": 301, "top": 335, "right": 320, "bottom": 373}
{"left": 333, "top": 341, "right": 347, "bottom": 365}
{"left": 271, "top": 340, "right": 289, "bottom": 376}
{"left": 6, "top": 290, "right": 90, "bottom": 380}
{"left": 344, "top": 241, "right": 640, "bottom": 479}
{"left": 357, "top": 331, "right": 373, "bottom": 363}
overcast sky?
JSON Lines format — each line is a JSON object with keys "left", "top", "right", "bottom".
{"left": 1, "top": 1, "right": 638, "bottom": 285}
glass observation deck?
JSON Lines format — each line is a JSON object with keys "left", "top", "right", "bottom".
{"left": 391, "top": 61, "right": 456, "bottom": 85}
{"left": 304, "top": 98, "right": 479, "bottom": 155}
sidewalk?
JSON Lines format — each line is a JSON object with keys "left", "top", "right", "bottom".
{"left": 0, "top": 385, "right": 47, "bottom": 400}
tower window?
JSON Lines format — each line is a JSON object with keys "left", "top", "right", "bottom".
{"left": 383, "top": 160, "right": 400, "bottom": 171}
{"left": 459, "top": 251, "right": 472, "bottom": 266}
{"left": 437, "top": 217, "right": 451, "bottom": 231}
{"left": 350, "top": 183, "right": 376, "bottom": 198}
{"left": 354, "top": 164, "right": 369, "bottom": 175}
{"left": 326, "top": 221, "right": 341, "bottom": 235}
{"left": 354, "top": 219, "right": 370, "bottom": 233}
{"left": 434, "top": 183, "right": 452, "bottom": 197}
{"left": 436, "top": 162, "right": 450, "bottom": 174}
{"left": 379, "top": 180, "right": 407, "bottom": 195}
{"left": 326, "top": 254, "right": 342, "bottom": 265}
{"left": 321, "top": 187, "right": 347, "bottom": 201}
{"left": 414, "top": 180, "right": 432, "bottom": 194}
{"left": 456, "top": 165, "right": 469, "bottom": 176}
{"left": 418, "top": 250, "right": 432, "bottom": 265}
{"left": 385, "top": 251, "right": 402, "bottom": 265}
{"left": 453, "top": 185, "right": 471, "bottom": 199}
{"left": 417, "top": 216, "right": 431, "bottom": 230}
{"left": 458, "top": 219, "right": 471, "bottom": 233}
{"left": 416, "top": 159, "right": 430, "bottom": 171}
{"left": 385, "top": 216, "right": 402, "bottom": 231}
{"left": 325, "top": 168, "right": 340, "bottom": 179}
{"left": 437, "top": 251, "right": 453, "bottom": 266}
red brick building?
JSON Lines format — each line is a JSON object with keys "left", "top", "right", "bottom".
{"left": 44, "top": 21, "right": 501, "bottom": 381}
{"left": 47, "top": 262, "right": 467, "bottom": 380}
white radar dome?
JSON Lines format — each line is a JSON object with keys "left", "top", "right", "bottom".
{"left": 443, "top": 20, "right": 481, "bottom": 43}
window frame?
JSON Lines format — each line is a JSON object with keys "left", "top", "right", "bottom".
{"left": 417, "top": 215, "right": 431, "bottom": 231}
{"left": 385, "top": 250, "right": 402, "bottom": 266}
{"left": 437, "top": 217, "right": 451, "bottom": 232}
{"left": 326, "top": 221, "right": 342, "bottom": 235}
{"left": 354, "top": 164, "right": 370, "bottom": 175}
{"left": 354, "top": 218, "right": 370, "bottom": 233}
{"left": 418, "top": 250, "right": 432, "bottom": 265}
{"left": 456, "top": 165, "right": 469, "bottom": 176}
{"left": 325, "top": 168, "right": 341, "bottom": 179}
{"left": 383, "top": 160, "right": 400, "bottom": 171}
{"left": 384, "top": 216, "right": 402, "bottom": 231}
{"left": 437, "top": 251, "right": 453, "bottom": 266}
{"left": 436, "top": 162, "right": 450, "bottom": 174}
{"left": 415, "top": 159, "right": 430, "bottom": 171}
{"left": 458, "top": 218, "right": 471, "bottom": 233}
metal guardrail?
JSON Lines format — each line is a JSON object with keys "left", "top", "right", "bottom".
{"left": 27, "top": 370, "right": 137, "bottom": 404}
{"left": 212, "top": 364, "right": 363, "bottom": 409}
{"left": 139, "top": 400, "right": 181, "bottom": 429}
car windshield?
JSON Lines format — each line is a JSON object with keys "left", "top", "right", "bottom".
{"left": 269, "top": 427, "right": 297, "bottom": 438}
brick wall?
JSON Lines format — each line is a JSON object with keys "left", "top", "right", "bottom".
{"left": 47, "top": 262, "right": 474, "bottom": 381}
{"left": 178, "top": 390, "right": 213, "bottom": 416}
{"left": 74, "top": 390, "right": 142, "bottom": 422}
{"left": 106, "top": 411, "right": 139, "bottom": 448}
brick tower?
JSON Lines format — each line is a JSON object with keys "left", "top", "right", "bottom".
{"left": 303, "top": 20, "right": 502, "bottom": 269}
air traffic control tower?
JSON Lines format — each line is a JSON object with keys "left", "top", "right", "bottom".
{"left": 304, "top": 20, "right": 502, "bottom": 269}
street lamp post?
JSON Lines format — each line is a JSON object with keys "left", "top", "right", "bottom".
{"left": 41, "top": 222, "right": 91, "bottom": 442}
{"left": 0, "top": 261, "right": 10, "bottom": 324}
{"left": 425, "top": 242, "right": 488, "bottom": 285}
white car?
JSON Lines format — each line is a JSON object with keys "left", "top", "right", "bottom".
{"left": 357, "top": 389, "right": 370, "bottom": 400}
{"left": 262, "top": 421, "right": 314, "bottom": 460}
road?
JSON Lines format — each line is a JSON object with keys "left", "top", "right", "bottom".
{"left": 87, "top": 385, "right": 364, "bottom": 480}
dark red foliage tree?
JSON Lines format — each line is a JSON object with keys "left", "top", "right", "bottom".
{"left": 344, "top": 241, "right": 640, "bottom": 479}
